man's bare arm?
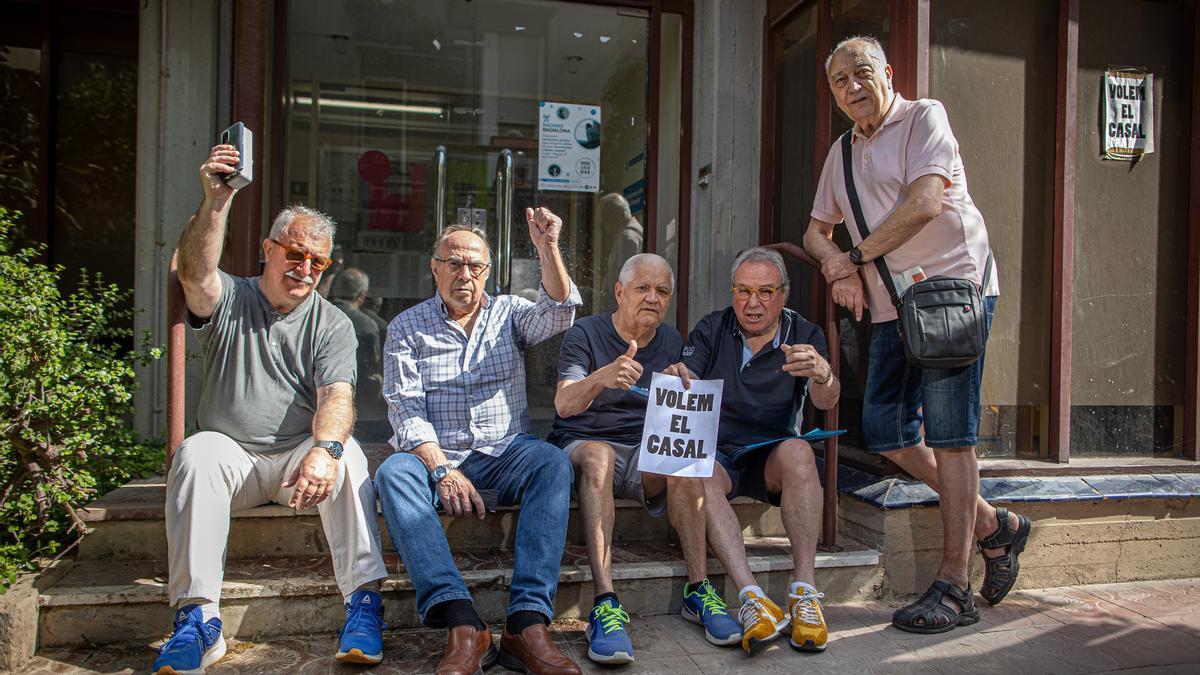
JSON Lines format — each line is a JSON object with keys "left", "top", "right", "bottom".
{"left": 526, "top": 207, "right": 571, "bottom": 302}
{"left": 814, "top": 175, "right": 946, "bottom": 284}
{"left": 312, "top": 381, "right": 356, "bottom": 443}
{"left": 284, "top": 381, "right": 354, "bottom": 509}
{"left": 177, "top": 144, "right": 240, "bottom": 319}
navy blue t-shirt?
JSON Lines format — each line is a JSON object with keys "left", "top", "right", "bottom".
{"left": 681, "top": 307, "right": 828, "bottom": 455}
{"left": 549, "top": 314, "right": 684, "bottom": 447}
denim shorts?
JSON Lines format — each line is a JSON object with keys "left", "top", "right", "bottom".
{"left": 861, "top": 296, "right": 997, "bottom": 453}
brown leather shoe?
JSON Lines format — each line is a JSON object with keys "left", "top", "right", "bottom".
{"left": 496, "top": 623, "right": 582, "bottom": 675}
{"left": 435, "top": 624, "right": 497, "bottom": 675}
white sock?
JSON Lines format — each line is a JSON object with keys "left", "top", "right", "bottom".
{"left": 345, "top": 582, "right": 381, "bottom": 605}
{"left": 790, "top": 581, "right": 818, "bottom": 596}
{"left": 738, "top": 584, "right": 765, "bottom": 604}
{"left": 179, "top": 598, "right": 220, "bottom": 623}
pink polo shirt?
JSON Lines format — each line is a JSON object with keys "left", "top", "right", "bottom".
{"left": 811, "top": 95, "right": 999, "bottom": 323}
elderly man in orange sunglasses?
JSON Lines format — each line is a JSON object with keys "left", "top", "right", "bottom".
{"left": 151, "top": 143, "right": 389, "bottom": 674}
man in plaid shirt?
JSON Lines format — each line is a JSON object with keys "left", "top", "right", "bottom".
{"left": 376, "top": 207, "right": 583, "bottom": 674}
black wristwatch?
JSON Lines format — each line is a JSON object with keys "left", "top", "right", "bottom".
{"left": 313, "top": 439, "right": 344, "bottom": 459}
{"left": 430, "top": 463, "right": 453, "bottom": 482}
{"left": 848, "top": 246, "right": 865, "bottom": 265}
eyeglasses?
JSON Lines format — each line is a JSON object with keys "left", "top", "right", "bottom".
{"left": 732, "top": 285, "right": 784, "bottom": 302}
{"left": 434, "top": 257, "right": 491, "bottom": 278}
{"left": 270, "top": 239, "right": 333, "bottom": 271}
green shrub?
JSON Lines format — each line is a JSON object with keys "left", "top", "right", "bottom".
{"left": 0, "top": 207, "right": 162, "bottom": 588}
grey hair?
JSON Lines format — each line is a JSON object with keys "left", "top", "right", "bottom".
{"left": 825, "top": 35, "right": 888, "bottom": 75}
{"left": 330, "top": 267, "right": 369, "bottom": 300}
{"left": 269, "top": 205, "right": 337, "bottom": 248}
{"left": 731, "top": 247, "right": 790, "bottom": 290}
{"left": 431, "top": 224, "right": 492, "bottom": 263}
{"left": 618, "top": 253, "right": 675, "bottom": 293}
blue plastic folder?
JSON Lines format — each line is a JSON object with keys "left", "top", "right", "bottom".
{"left": 741, "top": 428, "right": 846, "bottom": 450}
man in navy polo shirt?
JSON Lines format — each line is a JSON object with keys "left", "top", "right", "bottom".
{"left": 665, "top": 247, "right": 839, "bottom": 656}
{"left": 550, "top": 253, "right": 741, "bottom": 664}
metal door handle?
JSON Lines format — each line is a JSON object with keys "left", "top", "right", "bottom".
{"left": 494, "top": 149, "right": 514, "bottom": 295}
{"left": 433, "top": 145, "right": 447, "bottom": 235}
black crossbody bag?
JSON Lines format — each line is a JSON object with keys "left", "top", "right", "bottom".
{"left": 840, "top": 131, "right": 993, "bottom": 369}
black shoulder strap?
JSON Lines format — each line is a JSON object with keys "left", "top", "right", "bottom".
{"left": 841, "top": 131, "right": 900, "bottom": 306}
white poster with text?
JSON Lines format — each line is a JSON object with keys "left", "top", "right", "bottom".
{"left": 537, "top": 101, "right": 601, "bottom": 192}
{"left": 1103, "top": 68, "right": 1155, "bottom": 160}
{"left": 637, "top": 373, "right": 723, "bottom": 478}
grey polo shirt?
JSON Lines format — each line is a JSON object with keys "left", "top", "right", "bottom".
{"left": 188, "top": 270, "right": 357, "bottom": 454}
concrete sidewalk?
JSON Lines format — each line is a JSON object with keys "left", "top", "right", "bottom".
{"left": 23, "top": 578, "right": 1200, "bottom": 673}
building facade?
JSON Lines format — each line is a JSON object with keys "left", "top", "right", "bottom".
{"left": 4, "top": 0, "right": 1199, "bottom": 471}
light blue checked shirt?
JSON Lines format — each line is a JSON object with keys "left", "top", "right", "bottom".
{"left": 384, "top": 284, "right": 581, "bottom": 466}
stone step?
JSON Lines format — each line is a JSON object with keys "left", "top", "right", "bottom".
{"left": 78, "top": 477, "right": 787, "bottom": 560}
{"left": 36, "top": 538, "right": 882, "bottom": 648}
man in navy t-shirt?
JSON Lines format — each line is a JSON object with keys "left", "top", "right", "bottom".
{"left": 550, "top": 253, "right": 740, "bottom": 663}
{"left": 666, "top": 247, "right": 840, "bottom": 657}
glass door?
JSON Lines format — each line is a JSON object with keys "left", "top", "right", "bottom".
{"left": 284, "top": 0, "right": 651, "bottom": 440}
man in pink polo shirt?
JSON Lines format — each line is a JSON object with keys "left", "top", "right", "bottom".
{"left": 803, "top": 35, "right": 1031, "bottom": 634}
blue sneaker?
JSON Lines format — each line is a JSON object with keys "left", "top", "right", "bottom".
{"left": 336, "top": 589, "right": 386, "bottom": 664}
{"left": 151, "top": 605, "right": 226, "bottom": 674}
{"left": 681, "top": 579, "right": 743, "bottom": 646}
{"left": 585, "top": 597, "right": 634, "bottom": 664}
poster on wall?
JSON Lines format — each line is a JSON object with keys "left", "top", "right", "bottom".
{"left": 1103, "top": 67, "right": 1155, "bottom": 161}
{"left": 537, "top": 101, "right": 601, "bottom": 192}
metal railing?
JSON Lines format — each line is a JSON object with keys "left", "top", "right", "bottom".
{"left": 765, "top": 242, "right": 841, "bottom": 551}
{"left": 493, "top": 149, "right": 514, "bottom": 295}
{"left": 433, "top": 145, "right": 447, "bottom": 235}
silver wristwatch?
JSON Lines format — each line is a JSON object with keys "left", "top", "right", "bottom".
{"left": 430, "top": 463, "right": 453, "bottom": 482}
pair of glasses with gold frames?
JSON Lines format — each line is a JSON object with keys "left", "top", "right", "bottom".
{"left": 731, "top": 285, "right": 783, "bottom": 302}
{"left": 434, "top": 257, "right": 491, "bottom": 278}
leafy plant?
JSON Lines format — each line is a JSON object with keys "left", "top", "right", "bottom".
{"left": 0, "top": 207, "right": 162, "bottom": 588}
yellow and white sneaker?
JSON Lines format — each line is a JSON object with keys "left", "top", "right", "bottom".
{"left": 738, "top": 591, "right": 789, "bottom": 655}
{"left": 787, "top": 586, "right": 828, "bottom": 652}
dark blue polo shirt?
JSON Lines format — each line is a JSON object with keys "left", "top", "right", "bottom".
{"left": 549, "top": 314, "right": 684, "bottom": 447}
{"left": 681, "top": 307, "right": 828, "bottom": 456}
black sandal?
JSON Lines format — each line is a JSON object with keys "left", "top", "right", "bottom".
{"left": 978, "top": 507, "right": 1032, "bottom": 605}
{"left": 891, "top": 580, "right": 980, "bottom": 634}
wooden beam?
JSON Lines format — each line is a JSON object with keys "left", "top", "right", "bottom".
{"left": 758, "top": 13, "right": 777, "bottom": 245}
{"left": 677, "top": 2, "right": 694, "bottom": 335}
{"left": 1049, "top": 0, "right": 1079, "bottom": 463}
{"left": 1186, "top": 2, "right": 1200, "bottom": 461}
{"left": 230, "top": 0, "right": 268, "bottom": 277}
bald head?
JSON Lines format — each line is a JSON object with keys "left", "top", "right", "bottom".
{"left": 618, "top": 253, "right": 675, "bottom": 293}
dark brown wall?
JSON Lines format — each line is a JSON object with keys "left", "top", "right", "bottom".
{"left": 1072, "top": 0, "right": 1191, "bottom": 407}
{"left": 929, "top": 0, "right": 1057, "bottom": 406}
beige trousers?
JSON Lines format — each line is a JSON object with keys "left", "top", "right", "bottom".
{"left": 165, "top": 431, "right": 389, "bottom": 605}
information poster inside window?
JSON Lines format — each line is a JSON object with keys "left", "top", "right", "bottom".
{"left": 537, "top": 101, "right": 601, "bottom": 192}
{"left": 1103, "top": 67, "right": 1155, "bottom": 161}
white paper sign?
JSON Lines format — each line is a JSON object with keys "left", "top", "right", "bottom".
{"left": 1103, "top": 68, "right": 1155, "bottom": 160}
{"left": 537, "top": 101, "right": 601, "bottom": 192}
{"left": 637, "top": 373, "right": 723, "bottom": 478}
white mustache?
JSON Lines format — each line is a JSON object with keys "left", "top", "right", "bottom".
{"left": 285, "top": 269, "right": 315, "bottom": 285}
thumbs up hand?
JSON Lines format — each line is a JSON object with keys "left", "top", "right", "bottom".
{"left": 600, "top": 339, "right": 644, "bottom": 390}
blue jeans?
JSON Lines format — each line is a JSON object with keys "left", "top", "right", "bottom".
{"left": 374, "top": 434, "right": 573, "bottom": 624}
{"left": 862, "top": 296, "right": 997, "bottom": 452}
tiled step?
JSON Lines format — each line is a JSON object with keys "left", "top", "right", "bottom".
{"left": 78, "top": 477, "right": 787, "bottom": 560}
{"left": 37, "top": 538, "right": 882, "bottom": 648}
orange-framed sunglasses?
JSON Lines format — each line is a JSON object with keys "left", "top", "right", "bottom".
{"left": 270, "top": 239, "right": 333, "bottom": 272}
